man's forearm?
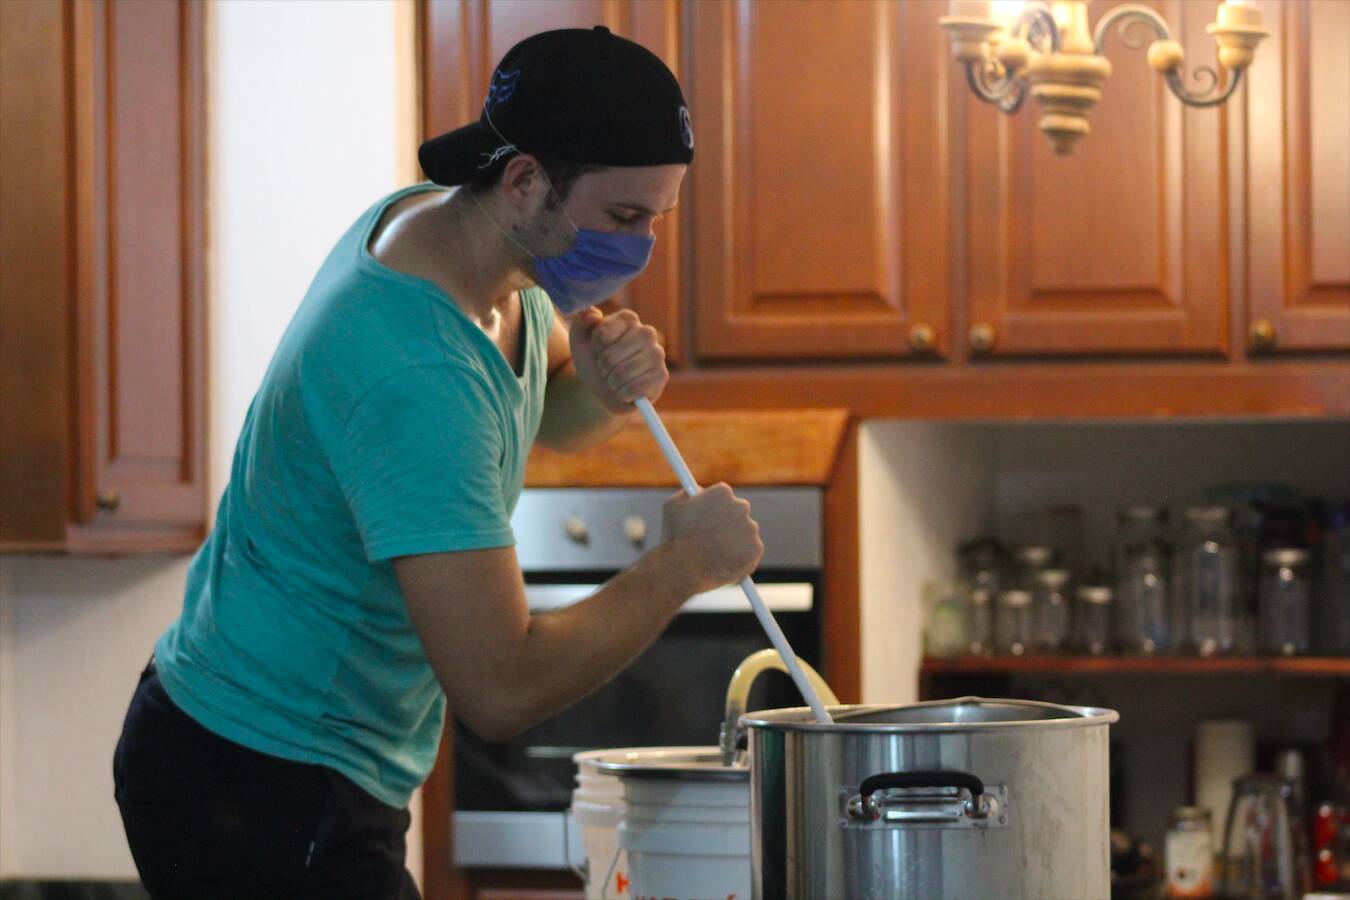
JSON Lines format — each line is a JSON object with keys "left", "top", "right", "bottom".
{"left": 507, "top": 543, "right": 696, "bottom": 731}
{"left": 535, "top": 361, "right": 636, "bottom": 453}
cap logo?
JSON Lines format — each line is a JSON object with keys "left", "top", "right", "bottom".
{"left": 679, "top": 106, "right": 694, "bottom": 151}
{"left": 486, "top": 68, "right": 521, "bottom": 113}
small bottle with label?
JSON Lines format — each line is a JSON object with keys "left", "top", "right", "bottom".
{"left": 1166, "top": 806, "right": 1214, "bottom": 898}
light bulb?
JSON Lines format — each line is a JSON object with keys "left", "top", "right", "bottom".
{"left": 992, "top": 0, "right": 1026, "bottom": 29}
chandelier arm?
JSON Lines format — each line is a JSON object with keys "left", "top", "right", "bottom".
{"left": 996, "top": 81, "right": 1031, "bottom": 114}
{"left": 1164, "top": 65, "right": 1244, "bottom": 107}
{"left": 1093, "top": 4, "right": 1172, "bottom": 55}
{"left": 965, "top": 58, "right": 1021, "bottom": 105}
{"left": 1016, "top": 6, "right": 1061, "bottom": 54}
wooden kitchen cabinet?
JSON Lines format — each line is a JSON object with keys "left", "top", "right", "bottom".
{"left": 962, "top": 0, "right": 1230, "bottom": 359}
{"left": 418, "top": 0, "right": 1349, "bottom": 411}
{"left": 419, "top": 0, "right": 686, "bottom": 363}
{"left": 0, "top": 0, "right": 206, "bottom": 553}
{"left": 1243, "top": 0, "right": 1350, "bottom": 353}
{"left": 688, "top": 0, "right": 952, "bottom": 362}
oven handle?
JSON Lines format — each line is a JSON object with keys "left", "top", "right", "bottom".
{"left": 525, "top": 582, "right": 813, "bottom": 614}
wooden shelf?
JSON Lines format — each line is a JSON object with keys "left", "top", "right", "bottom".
{"left": 921, "top": 655, "right": 1350, "bottom": 676}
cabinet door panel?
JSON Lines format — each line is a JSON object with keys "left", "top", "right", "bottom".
{"left": 690, "top": 0, "right": 950, "bottom": 361}
{"left": 964, "top": 0, "right": 1227, "bottom": 357}
{"left": 71, "top": 0, "right": 205, "bottom": 536}
{"left": 1246, "top": 0, "right": 1350, "bottom": 352}
{"left": 419, "top": 0, "right": 685, "bottom": 362}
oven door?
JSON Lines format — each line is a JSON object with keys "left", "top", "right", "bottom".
{"left": 451, "top": 573, "right": 820, "bottom": 869}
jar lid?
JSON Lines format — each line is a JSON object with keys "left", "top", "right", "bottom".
{"left": 1077, "top": 585, "right": 1114, "bottom": 604}
{"left": 1169, "top": 806, "right": 1212, "bottom": 824}
{"left": 1014, "top": 545, "right": 1056, "bottom": 567}
{"left": 998, "top": 589, "right": 1033, "bottom": 607}
{"left": 1033, "top": 568, "right": 1072, "bottom": 588}
{"left": 1184, "top": 505, "right": 1232, "bottom": 523}
{"left": 1262, "top": 547, "right": 1310, "bottom": 566}
{"left": 1119, "top": 505, "right": 1168, "bottom": 523}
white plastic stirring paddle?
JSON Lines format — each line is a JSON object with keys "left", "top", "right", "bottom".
{"left": 634, "top": 397, "right": 834, "bottom": 725}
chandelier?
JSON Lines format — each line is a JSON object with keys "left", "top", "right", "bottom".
{"left": 939, "top": 0, "right": 1269, "bottom": 154}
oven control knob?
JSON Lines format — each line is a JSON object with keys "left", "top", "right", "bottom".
{"left": 622, "top": 515, "right": 647, "bottom": 547}
{"left": 564, "top": 516, "right": 589, "bottom": 545}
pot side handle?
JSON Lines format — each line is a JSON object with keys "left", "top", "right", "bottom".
{"left": 848, "top": 770, "right": 1002, "bottom": 825}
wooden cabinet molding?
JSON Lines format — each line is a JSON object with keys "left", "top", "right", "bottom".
{"left": 963, "top": 0, "right": 1230, "bottom": 358}
{"left": 1243, "top": 0, "right": 1350, "bottom": 353}
{"left": 0, "top": 0, "right": 206, "bottom": 553}
{"left": 690, "top": 0, "right": 951, "bottom": 362}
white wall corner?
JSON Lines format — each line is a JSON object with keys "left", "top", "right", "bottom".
{"left": 393, "top": 0, "right": 422, "bottom": 189}
{"left": 858, "top": 421, "right": 995, "bottom": 704}
{"left": 0, "top": 558, "right": 20, "bottom": 876}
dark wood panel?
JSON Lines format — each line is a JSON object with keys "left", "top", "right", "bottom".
{"left": 70, "top": 0, "right": 206, "bottom": 542}
{"left": 526, "top": 409, "right": 849, "bottom": 487}
{"left": 1, "top": 0, "right": 205, "bottom": 553}
{"left": 964, "top": 0, "right": 1228, "bottom": 357}
{"left": 1246, "top": 0, "right": 1350, "bottom": 352}
{"left": 0, "top": 0, "right": 72, "bottom": 546}
{"left": 922, "top": 655, "right": 1350, "bottom": 676}
{"left": 691, "top": 0, "right": 951, "bottom": 361}
{"left": 657, "top": 361, "right": 1350, "bottom": 419}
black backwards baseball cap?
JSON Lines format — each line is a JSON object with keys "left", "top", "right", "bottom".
{"left": 418, "top": 26, "right": 694, "bottom": 187}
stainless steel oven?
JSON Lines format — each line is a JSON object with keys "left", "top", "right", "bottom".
{"left": 452, "top": 487, "right": 824, "bottom": 870}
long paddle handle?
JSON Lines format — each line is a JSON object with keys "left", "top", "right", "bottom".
{"left": 634, "top": 398, "right": 834, "bottom": 724}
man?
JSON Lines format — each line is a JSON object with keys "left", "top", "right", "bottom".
{"left": 113, "top": 27, "right": 762, "bottom": 898}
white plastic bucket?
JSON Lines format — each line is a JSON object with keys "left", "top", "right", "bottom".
{"left": 616, "top": 772, "right": 752, "bottom": 900}
{"left": 571, "top": 749, "right": 630, "bottom": 899}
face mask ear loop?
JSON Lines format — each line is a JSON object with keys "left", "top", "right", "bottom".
{"left": 465, "top": 187, "right": 540, "bottom": 262}
{"left": 482, "top": 105, "right": 580, "bottom": 235}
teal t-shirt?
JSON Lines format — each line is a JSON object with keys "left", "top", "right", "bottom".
{"left": 155, "top": 183, "right": 552, "bottom": 808}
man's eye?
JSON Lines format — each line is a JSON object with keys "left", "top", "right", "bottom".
{"left": 611, "top": 212, "right": 639, "bottom": 225}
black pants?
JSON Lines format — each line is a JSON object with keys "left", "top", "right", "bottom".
{"left": 113, "top": 663, "right": 420, "bottom": 900}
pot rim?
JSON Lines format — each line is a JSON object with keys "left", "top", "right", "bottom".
{"left": 740, "top": 695, "right": 1120, "bottom": 733}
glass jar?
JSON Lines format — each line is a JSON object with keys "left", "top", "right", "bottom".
{"left": 967, "top": 587, "right": 994, "bottom": 656}
{"left": 1165, "top": 806, "right": 1214, "bottom": 898}
{"left": 1075, "top": 585, "right": 1115, "bottom": 656}
{"left": 1032, "top": 568, "right": 1073, "bottom": 654}
{"left": 1320, "top": 502, "right": 1350, "bottom": 655}
{"left": 1178, "top": 506, "right": 1241, "bottom": 657}
{"left": 958, "top": 536, "right": 1007, "bottom": 597}
{"left": 995, "top": 589, "right": 1034, "bottom": 656}
{"left": 1114, "top": 505, "right": 1173, "bottom": 655}
{"left": 1219, "top": 774, "right": 1310, "bottom": 900}
{"left": 925, "top": 586, "right": 970, "bottom": 660}
{"left": 1259, "top": 548, "right": 1313, "bottom": 656}
{"left": 1013, "top": 544, "right": 1059, "bottom": 589}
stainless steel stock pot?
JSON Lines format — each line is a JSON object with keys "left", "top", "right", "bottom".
{"left": 741, "top": 696, "right": 1119, "bottom": 900}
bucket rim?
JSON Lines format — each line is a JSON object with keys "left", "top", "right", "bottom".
{"left": 588, "top": 745, "right": 748, "bottom": 782}
{"left": 740, "top": 696, "right": 1120, "bottom": 733}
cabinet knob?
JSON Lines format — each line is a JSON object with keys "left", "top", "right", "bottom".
{"left": 969, "top": 323, "right": 997, "bottom": 355}
{"left": 909, "top": 323, "right": 937, "bottom": 355}
{"left": 622, "top": 515, "right": 647, "bottom": 547}
{"left": 564, "top": 516, "right": 589, "bottom": 545}
{"left": 96, "top": 489, "right": 120, "bottom": 512}
{"left": 1249, "top": 319, "right": 1277, "bottom": 351}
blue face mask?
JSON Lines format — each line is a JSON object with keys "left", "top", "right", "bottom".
{"left": 466, "top": 173, "right": 655, "bottom": 315}
{"left": 532, "top": 226, "right": 654, "bottom": 315}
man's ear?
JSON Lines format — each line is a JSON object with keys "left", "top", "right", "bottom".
{"left": 499, "top": 154, "right": 543, "bottom": 213}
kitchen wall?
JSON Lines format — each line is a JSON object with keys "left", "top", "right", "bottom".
{"left": 858, "top": 421, "right": 997, "bottom": 702}
{"left": 0, "top": 0, "right": 418, "bottom": 880}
